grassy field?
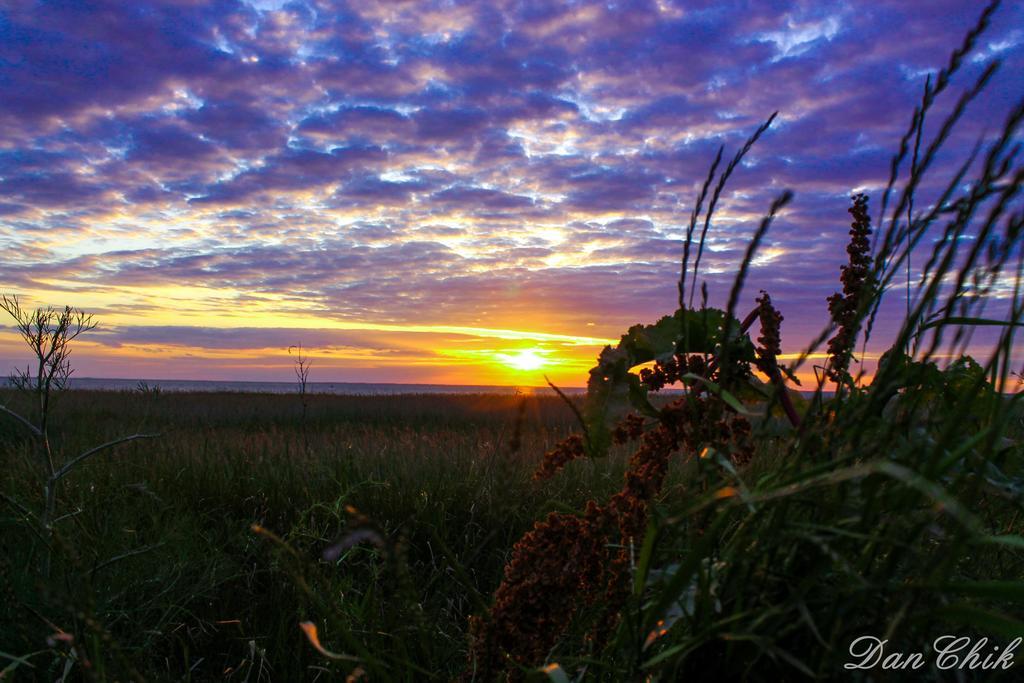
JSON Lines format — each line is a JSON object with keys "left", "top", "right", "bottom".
{"left": 0, "top": 389, "right": 641, "bottom": 679}
{"left": 2, "top": 385, "right": 1022, "bottom": 680}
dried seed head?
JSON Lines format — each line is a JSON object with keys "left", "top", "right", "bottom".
{"left": 827, "top": 193, "right": 873, "bottom": 383}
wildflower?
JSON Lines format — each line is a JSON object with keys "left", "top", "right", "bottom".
{"left": 532, "top": 434, "right": 586, "bottom": 481}
{"left": 754, "top": 290, "right": 783, "bottom": 374}
{"left": 612, "top": 413, "right": 646, "bottom": 444}
{"left": 753, "top": 290, "right": 802, "bottom": 428}
{"left": 471, "top": 358, "right": 758, "bottom": 675}
{"left": 826, "top": 193, "right": 873, "bottom": 383}
{"left": 465, "top": 506, "right": 615, "bottom": 679}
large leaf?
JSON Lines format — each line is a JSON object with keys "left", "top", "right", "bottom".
{"left": 872, "top": 351, "right": 996, "bottom": 430}
{"left": 677, "top": 307, "right": 756, "bottom": 360}
{"left": 580, "top": 308, "right": 754, "bottom": 457}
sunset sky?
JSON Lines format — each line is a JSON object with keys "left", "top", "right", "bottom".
{"left": 1, "top": 0, "right": 1022, "bottom": 386}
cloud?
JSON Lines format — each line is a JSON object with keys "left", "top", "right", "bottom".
{"left": 429, "top": 185, "right": 535, "bottom": 211}
{"left": 1, "top": 0, "right": 1021, "bottom": 382}
{"left": 190, "top": 144, "right": 388, "bottom": 205}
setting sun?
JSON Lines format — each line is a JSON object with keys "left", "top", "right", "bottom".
{"left": 497, "top": 348, "right": 548, "bottom": 372}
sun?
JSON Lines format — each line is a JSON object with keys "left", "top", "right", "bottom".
{"left": 498, "top": 348, "right": 548, "bottom": 371}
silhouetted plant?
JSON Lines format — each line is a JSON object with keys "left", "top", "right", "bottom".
{"left": 0, "top": 295, "right": 157, "bottom": 576}
{"left": 465, "top": 2, "right": 1024, "bottom": 679}
{"left": 825, "top": 193, "right": 874, "bottom": 387}
{"left": 289, "top": 343, "right": 313, "bottom": 454}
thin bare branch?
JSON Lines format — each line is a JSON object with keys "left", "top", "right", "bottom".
{"left": 545, "top": 375, "right": 590, "bottom": 448}
{"left": 0, "top": 490, "right": 37, "bottom": 522}
{"left": 690, "top": 112, "right": 778, "bottom": 309}
{"left": 0, "top": 403, "right": 42, "bottom": 437}
{"left": 88, "top": 543, "right": 166, "bottom": 578}
{"left": 51, "top": 433, "right": 159, "bottom": 482}
{"left": 718, "top": 190, "right": 794, "bottom": 381}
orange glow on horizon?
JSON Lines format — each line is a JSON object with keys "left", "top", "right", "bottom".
{"left": 496, "top": 348, "right": 548, "bottom": 371}
{"left": 0, "top": 323, "right": 604, "bottom": 387}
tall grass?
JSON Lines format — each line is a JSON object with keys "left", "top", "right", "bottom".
{"left": 0, "top": 390, "right": 637, "bottom": 679}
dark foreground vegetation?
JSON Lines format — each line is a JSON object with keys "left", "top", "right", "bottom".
{"left": 0, "top": 380, "right": 1022, "bottom": 680}
{"left": 1, "top": 389, "right": 623, "bottom": 680}
{"left": 3, "top": 2, "right": 1024, "bottom": 680}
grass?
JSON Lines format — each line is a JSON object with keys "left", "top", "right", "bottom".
{"left": 0, "top": 389, "right": 642, "bottom": 679}
{"left": 2, "top": 387, "right": 1020, "bottom": 680}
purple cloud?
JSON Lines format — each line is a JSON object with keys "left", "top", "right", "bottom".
{"left": 0, "top": 0, "right": 1021, "bottom": 382}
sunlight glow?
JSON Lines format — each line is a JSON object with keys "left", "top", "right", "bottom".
{"left": 497, "top": 348, "right": 548, "bottom": 371}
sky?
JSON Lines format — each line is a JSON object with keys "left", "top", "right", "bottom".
{"left": 0, "top": 0, "right": 1022, "bottom": 387}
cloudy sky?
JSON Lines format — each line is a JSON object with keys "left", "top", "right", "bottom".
{"left": 0, "top": 0, "right": 1021, "bottom": 386}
